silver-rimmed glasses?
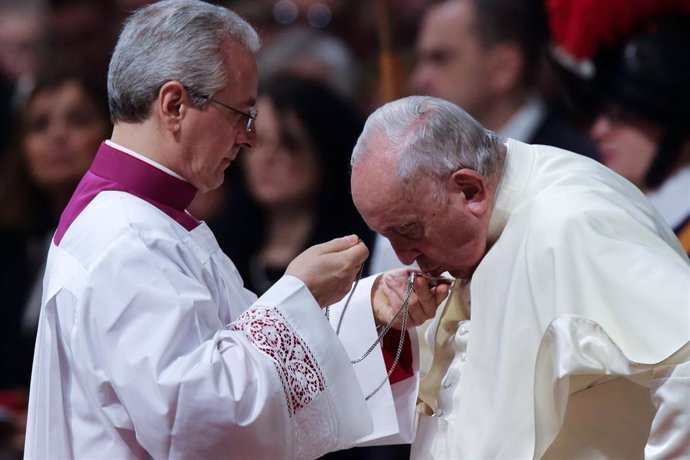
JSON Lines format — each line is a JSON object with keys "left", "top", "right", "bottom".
{"left": 206, "top": 96, "right": 257, "bottom": 133}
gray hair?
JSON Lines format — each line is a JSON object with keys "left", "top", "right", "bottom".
{"left": 108, "top": 0, "right": 260, "bottom": 123}
{"left": 351, "top": 96, "right": 504, "bottom": 189}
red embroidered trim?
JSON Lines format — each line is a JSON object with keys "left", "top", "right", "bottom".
{"left": 228, "top": 307, "right": 326, "bottom": 416}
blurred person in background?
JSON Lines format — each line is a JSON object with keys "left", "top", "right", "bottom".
{"left": 229, "top": 0, "right": 419, "bottom": 277}
{"left": 258, "top": 27, "right": 358, "bottom": 99}
{"left": 547, "top": 0, "right": 690, "bottom": 255}
{"left": 0, "top": 68, "right": 110, "bottom": 460}
{"left": 46, "top": 0, "right": 122, "bottom": 87}
{"left": 409, "top": 0, "right": 599, "bottom": 159}
{"left": 219, "top": 75, "right": 375, "bottom": 295}
{"left": 588, "top": 19, "right": 690, "bottom": 255}
{"left": 0, "top": 391, "right": 26, "bottom": 460}
{"left": 0, "top": 1, "right": 44, "bottom": 95}
{"left": 250, "top": 21, "right": 416, "bottom": 277}
{"left": 585, "top": 17, "right": 689, "bottom": 253}
{"left": 0, "top": 68, "right": 111, "bottom": 389}
{"left": 0, "top": 0, "right": 45, "bottom": 159}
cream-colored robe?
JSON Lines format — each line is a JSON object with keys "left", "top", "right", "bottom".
{"left": 404, "top": 139, "right": 690, "bottom": 458}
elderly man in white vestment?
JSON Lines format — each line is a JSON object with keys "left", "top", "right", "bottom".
{"left": 23, "top": 2, "right": 448, "bottom": 459}
{"left": 349, "top": 96, "right": 690, "bottom": 459}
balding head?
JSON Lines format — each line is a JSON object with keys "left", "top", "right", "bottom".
{"left": 350, "top": 96, "right": 505, "bottom": 276}
{"left": 351, "top": 96, "right": 504, "bottom": 188}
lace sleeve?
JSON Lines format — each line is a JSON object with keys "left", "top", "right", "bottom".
{"left": 227, "top": 306, "right": 327, "bottom": 416}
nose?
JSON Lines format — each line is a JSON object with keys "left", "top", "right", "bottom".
{"left": 589, "top": 114, "right": 612, "bottom": 142}
{"left": 47, "top": 119, "right": 69, "bottom": 143}
{"left": 237, "top": 125, "right": 257, "bottom": 150}
{"left": 392, "top": 241, "right": 421, "bottom": 266}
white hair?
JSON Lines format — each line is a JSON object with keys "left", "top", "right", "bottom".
{"left": 108, "top": 0, "right": 260, "bottom": 123}
{"left": 351, "top": 96, "right": 504, "bottom": 189}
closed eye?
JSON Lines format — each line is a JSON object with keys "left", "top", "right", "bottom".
{"left": 396, "top": 222, "right": 424, "bottom": 239}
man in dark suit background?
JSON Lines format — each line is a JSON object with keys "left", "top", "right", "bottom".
{"left": 409, "top": 0, "right": 599, "bottom": 159}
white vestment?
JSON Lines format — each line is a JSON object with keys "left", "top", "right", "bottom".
{"left": 369, "top": 139, "right": 690, "bottom": 458}
{"left": 24, "top": 142, "right": 382, "bottom": 460}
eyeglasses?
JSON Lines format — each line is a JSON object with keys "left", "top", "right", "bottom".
{"left": 206, "top": 96, "right": 257, "bottom": 133}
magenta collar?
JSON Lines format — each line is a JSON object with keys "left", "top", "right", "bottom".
{"left": 55, "top": 142, "right": 199, "bottom": 245}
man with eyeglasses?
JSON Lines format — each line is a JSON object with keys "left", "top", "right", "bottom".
{"left": 204, "top": 95, "right": 258, "bottom": 133}
{"left": 23, "top": 1, "right": 444, "bottom": 458}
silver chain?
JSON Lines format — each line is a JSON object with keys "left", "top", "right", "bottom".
{"left": 349, "top": 276, "right": 413, "bottom": 363}
{"left": 363, "top": 279, "right": 413, "bottom": 400}
{"left": 326, "top": 268, "right": 417, "bottom": 400}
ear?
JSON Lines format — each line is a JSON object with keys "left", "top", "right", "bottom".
{"left": 486, "top": 42, "right": 523, "bottom": 94}
{"left": 157, "top": 81, "right": 189, "bottom": 134}
{"left": 447, "top": 168, "right": 491, "bottom": 217}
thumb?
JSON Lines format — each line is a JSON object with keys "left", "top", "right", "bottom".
{"left": 313, "top": 234, "right": 361, "bottom": 255}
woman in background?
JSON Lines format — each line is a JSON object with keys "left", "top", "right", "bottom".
{"left": 588, "top": 16, "right": 690, "bottom": 255}
{"left": 0, "top": 68, "right": 111, "bottom": 390}
{"left": 217, "top": 75, "right": 374, "bottom": 295}
{"left": 550, "top": 8, "right": 690, "bottom": 255}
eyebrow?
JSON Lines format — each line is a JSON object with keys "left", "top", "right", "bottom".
{"left": 383, "top": 221, "right": 419, "bottom": 236}
{"left": 378, "top": 222, "right": 399, "bottom": 235}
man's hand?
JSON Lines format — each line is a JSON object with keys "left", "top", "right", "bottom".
{"left": 286, "top": 235, "right": 369, "bottom": 308}
{"left": 372, "top": 269, "right": 451, "bottom": 329}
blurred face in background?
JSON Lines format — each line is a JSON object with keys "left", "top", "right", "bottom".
{"left": 22, "top": 81, "right": 109, "bottom": 190}
{"left": 50, "top": 1, "right": 119, "bottom": 85}
{"left": 589, "top": 105, "right": 661, "bottom": 190}
{"left": 243, "top": 97, "right": 322, "bottom": 209}
{"left": 0, "top": 8, "right": 42, "bottom": 83}
{"left": 409, "top": 0, "right": 492, "bottom": 119}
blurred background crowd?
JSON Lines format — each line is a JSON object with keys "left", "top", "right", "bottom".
{"left": 1, "top": 0, "right": 689, "bottom": 458}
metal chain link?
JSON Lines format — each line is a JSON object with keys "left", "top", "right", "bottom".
{"left": 350, "top": 276, "right": 414, "bottom": 364}
{"left": 336, "top": 263, "right": 365, "bottom": 335}
{"left": 364, "top": 280, "right": 412, "bottom": 400}
{"left": 327, "top": 269, "right": 418, "bottom": 399}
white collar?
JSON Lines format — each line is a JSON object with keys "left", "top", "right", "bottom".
{"left": 486, "top": 139, "right": 536, "bottom": 245}
{"left": 497, "top": 96, "right": 546, "bottom": 142}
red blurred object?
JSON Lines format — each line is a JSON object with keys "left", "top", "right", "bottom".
{"left": 547, "top": 0, "right": 690, "bottom": 60}
{"left": 0, "top": 390, "right": 27, "bottom": 414}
